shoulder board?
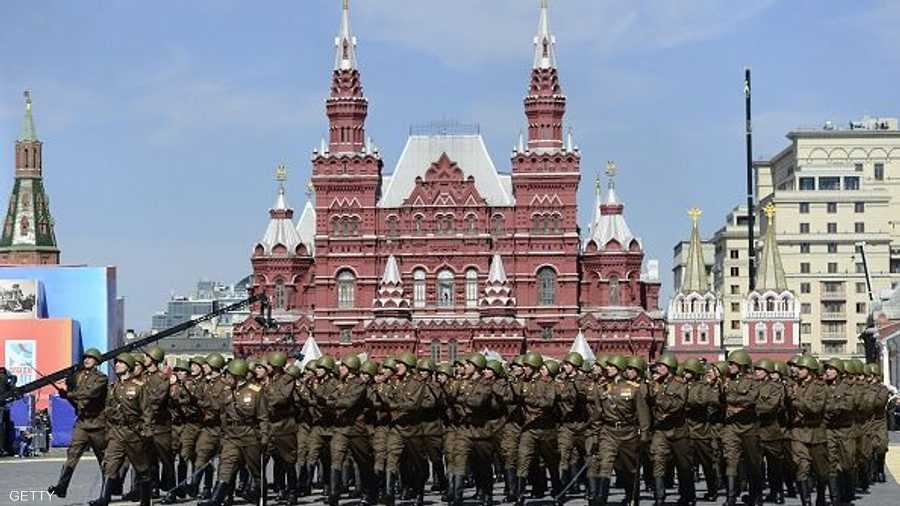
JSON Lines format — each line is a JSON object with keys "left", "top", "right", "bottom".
{"left": 132, "top": 379, "right": 144, "bottom": 386}
{"left": 248, "top": 384, "right": 262, "bottom": 392}
{"left": 626, "top": 380, "right": 639, "bottom": 387}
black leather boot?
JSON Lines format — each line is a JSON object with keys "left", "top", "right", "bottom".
{"left": 515, "top": 473, "right": 526, "bottom": 506}
{"left": 654, "top": 477, "right": 667, "bottom": 506}
{"left": 48, "top": 466, "right": 75, "bottom": 498}
{"left": 597, "top": 477, "right": 611, "bottom": 506}
{"left": 139, "top": 479, "right": 153, "bottom": 506}
{"left": 382, "top": 471, "right": 396, "bottom": 506}
{"left": 88, "top": 478, "right": 113, "bottom": 506}
{"left": 328, "top": 468, "right": 341, "bottom": 506}
{"left": 198, "top": 481, "right": 228, "bottom": 506}
{"left": 815, "top": 480, "right": 826, "bottom": 506}
{"left": 284, "top": 464, "right": 298, "bottom": 505}
{"left": 797, "top": 480, "right": 811, "bottom": 506}
{"left": 724, "top": 475, "right": 738, "bottom": 506}
{"left": 827, "top": 477, "right": 840, "bottom": 506}
{"left": 785, "top": 480, "right": 797, "bottom": 499}
{"left": 479, "top": 483, "right": 493, "bottom": 506}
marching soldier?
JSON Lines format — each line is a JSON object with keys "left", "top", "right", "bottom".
{"left": 199, "top": 358, "right": 269, "bottom": 506}
{"left": 755, "top": 358, "right": 787, "bottom": 504}
{"left": 48, "top": 348, "right": 108, "bottom": 499}
{"left": 683, "top": 358, "right": 721, "bottom": 502}
{"left": 822, "top": 358, "right": 856, "bottom": 506}
{"left": 647, "top": 352, "right": 693, "bottom": 506}
{"left": 141, "top": 346, "right": 177, "bottom": 495}
{"left": 417, "top": 358, "right": 448, "bottom": 495}
{"left": 193, "top": 352, "right": 227, "bottom": 499}
{"left": 866, "top": 364, "right": 890, "bottom": 483}
{"left": 294, "top": 359, "right": 318, "bottom": 497}
{"left": 787, "top": 355, "right": 828, "bottom": 506}
{"left": 558, "top": 351, "right": 590, "bottom": 501}
{"left": 162, "top": 358, "right": 204, "bottom": 503}
{"left": 305, "top": 355, "right": 338, "bottom": 497}
{"left": 720, "top": 349, "right": 762, "bottom": 506}
{"left": 328, "top": 354, "right": 376, "bottom": 506}
{"left": 90, "top": 353, "right": 153, "bottom": 506}
{"left": 263, "top": 351, "right": 300, "bottom": 505}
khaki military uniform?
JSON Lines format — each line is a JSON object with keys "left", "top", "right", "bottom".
{"left": 305, "top": 376, "right": 337, "bottom": 471}
{"left": 685, "top": 377, "right": 720, "bottom": 496}
{"left": 593, "top": 375, "right": 650, "bottom": 502}
{"left": 514, "top": 374, "right": 561, "bottom": 494}
{"left": 102, "top": 375, "right": 152, "bottom": 481}
{"left": 787, "top": 377, "right": 828, "bottom": 483}
{"left": 61, "top": 368, "right": 108, "bottom": 470}
{"left": 329, "top": 374, "right": 375, "bottom": 497}
{"left": 194, "top": 375, "right": 227, "bottom": 483}
{"left": 823, "top": 378, "right": 855, "bottom": 478}
{"left": 143, "top": 370, "right": 176, "bottom": 491}
{"left": 648, "top": 375, "right": 693, "bottom": 501}
{"left": 217, "top": 380, "right": 269, "bottom": 485}
{"left": 263, "top": 371, "right": 298, "bottom": 466}
{"left": 557, "top": 372, "right": 590, "bottom": 476}
{"left": 170, "top": 377, "right": 202, "bottom": 466}
{"left": 384, "top": 373, "right": 435, "bottom": 491}
{"left": 720, "top": 372, "right": 762, "bottom": 502}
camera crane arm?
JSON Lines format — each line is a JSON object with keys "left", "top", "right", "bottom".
{"left": 1, "top": 293, "right": 271, "bottom": 405}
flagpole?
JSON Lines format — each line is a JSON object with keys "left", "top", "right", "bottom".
{"left": 744, "top": 68, "right": 756, "bottom": 291}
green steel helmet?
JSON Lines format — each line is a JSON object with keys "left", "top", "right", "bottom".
{"left": 174, "top": 359, "right": 190, "bottom": 372}
{"left": 860, "top": 363, "right": 873, "bottom": 377}
{"left": 397, "top": 352, "right": 418, "bottom": 368}
{"left": 466, "top": 353, "right": 487, "bottom": 370}
{"left": 304, "top": 359, "right": 318, "bottom": 371}
{"left": 595, "top": 355, "right": 609, "bottom": 367}
{"left": 191, "top": 356, "right": 206, "bottom": 366}
{"left": 867, "top": 363, "right": 881, "bottom": 377}
{"left": 286, "top": 365, "right": 302, "bottom": 378}
{"left": 714, "top": 361, "right": 730, "bottom": 376}
{"left": 607, "top": 355, "right": 628, "bottom": 371}
{"left": 523, "top": 351, "right": 544, "bottom": 369}
{"left": 246, "top": 360, "right": 259, "bottom": 372}
{"left": 581, "top": 360, "right": 595, "bottom": 374}
{"left": 115, "top": 353, "right": 135, "bottom": 370}
{"left": 416, "top": 358, "right": 435, "bottom": 372}
{"left": 436, "top": 363, "right": 452, "bottom": 376}
{"left": 360, "top": 360, "right": 379, "bottom": 377}
{"left": 317, "top": 355, "right": 336, "bottom": 372}
{"left": 683, "top": 358, "right": 704, "bottom": 375}
{"left": 563, "top": 352, "right": 584, "bottom": 368}
{"left": 823, "top": 358, "right": 844, "bottom": 374}
{"left": 267, "top": 351, "right": 288, "bottom": 368}
{"left": 754, "top": 358, "right": 775, "bottom": 373}
{"left": 342, "top": 355, "right": 361, "bottom": 372}
{"left": 846, "top": 359, "right": 865, "bottom": 375}
{"left": 655, "top": 352, "right": 678, "bottom": 371}
{"left": 145, "top": 346, "right": 165, "bottom": 363}
{"left": 544, "top": 360, "right": 560, "bottom": 376}
{"left": 382, "top": 357, "right": 398, "bottom": 372}
{"left": 796, "top": 355, "right": 819, "bottom": 372}
{"left": 512, "top": 355, "right": 525, "bottom": 368}
{"left": 773, "top": 361, "right": 789, "bottom": 377}
{"left": 787, "top": 354, "right": 802, "bottom": 367}
{"left": 206, "top": 353, "right": 225, "bottom": 370}
{"left": 626, "top": 356, "right": 647, "bottom": 373}
{"left": 227, "top": 358, "right": 250, "bottom": 378}
{"left": 727, "top": 349, "right": 752, "bottom": 367}
{"left": 82, "top": 348, "right": 103, "bottom": 361}
{"left": 486, "top": 360, "right": 504, "bottom": 377}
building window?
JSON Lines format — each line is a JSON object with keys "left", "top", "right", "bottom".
{"left": 386, "top": 216, "right": 399, "bottom": 237}
{"left": 532, "top": 215, "right": 545, "bottom": 234}
{"left": 730, "top": 249, "right": 739, "bottom": 259}
{"left": 827, "top": 243, "right": 837, "bottom": 254}
{"left": 827, "top": 202, "right": 837, "bottom": 213}
{"left": 465, "top": 215, "right": 477, "bottom": 234}
{"left": 731, "top": 302, "right": 740, "bottom": 312}
{"left": 820, "top": 177, "right": 841, "bottom": 190}
{"left": 827, "top": 223, "right": 837, "bottom": 234}
{"left": 800, "top": 223, "right": 810, "bottom": 234}
{"left": 608, "top": 275, "right": 621, "bottom": 306}
{"left": 827, "top": 262, "right": 838, "bottom": 274}
{"left": 682, "top": 324, "right": 693, "bottom": 344}
{"left": 448, "top": 340, "right": 458, "bottom": 363}
{"left": 491, "top": 214, "right": 504, "bottom": 235}
{"left": 430, "top": 341, "right": 441, "bottom": 363}
{"left": 465, "top": 269, "right": 478, "bottom": 308}
{"left": 698, "top": 324, "right": 709, "bottom": 344}
{"left": 855, "top": 162, "right": 864, "bottom": 172}
{"left": 856, "top": 282, "right": 867, "bottom": 294}
{"left": 855, "top": 262, "right": 866, "bottom": 274}
{"left": 538, "top": 267, "right": 558, "bottom": 305}
{"left": 339, "top": 328, "right": 352, "bottom": 344}
{"left": 799, "top": 177, "right": 815, "bottom": 191}
{"left": 801, "top": 323, "right": 811, "bottom": 334}
{"left": 337, "top": 270, "right": 356, "bottom": 308}
{"left": 413, "top": 269, "right": 426, "bottom": 308}
{"left": 800, "top": 263, "right": 810, "bottom": 274}
{"left": 773, "top": 323, "right": 784, "bottom": 344}
{"left": 274, "top": 279, "right": 286, "bottom": 310}
{"left": 799, "top": 202, "right": 810, "bottom": 214}
{"left": 801, "top": 303, "right": 811, "bottom": 314}
{"left": 756, "top": 323, "right": 767, "bottom": 344}
{"left": 730, "top": 267, "right": 739, "bottom": 277}
{"left": 875, "top": 163, "right": 884, "bottom": 181}
{"left": 731, "top": 320, "right": 741, "bottom": 330}
{"left": 823, "top": 342, "right": 845, "bottom": 354}
{"left": 855, "top": 222, "right": 865, "bottom": 233}
{"left": 731, "top": 285, "right": 740, "bottom": 295}
{"left": 800, "top": 282, "right": 811, "bottom": 294}
{"left": 844, "top": 177, "right": 860, "bottom": 190}
{"left": 800, "top": 243, "right": 810, "bottom": 254}
{"left": 856, "top": 302, "right": 867, "bottom": 314}
{"left": 541, "top": 327, "right": 554, "bottom": 340}
{"left": 414, "top": 215, "right": 424, "bottom": 234}
{"left": 437, "top": 270, "right": 455, "bottom": 307}
{"left": 855, "top": 202, "right": 865, "bottom": 213}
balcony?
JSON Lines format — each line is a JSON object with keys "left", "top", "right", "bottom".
{"left": 820, "top": 311, "right": 847, "bottom": 320}
{"left": 820, "top": 290, "right": 846, "bottom": 301}
{"left": 820, "top": 332, "right": 848, "bottom": 341}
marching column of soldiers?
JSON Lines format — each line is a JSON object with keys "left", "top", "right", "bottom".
{"left": 44, "top": 345, "right": 892, "bottom": 506}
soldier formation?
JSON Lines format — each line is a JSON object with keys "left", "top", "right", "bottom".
{"left": 43, "top": 345, "right": 892, "bottom": 506}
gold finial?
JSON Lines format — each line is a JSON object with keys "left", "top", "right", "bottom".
{"left": 275, "top": 163, "right": 288, "bottom": 183}
{"left": 764, "top": 202, "right": 776, "bottom": 220}
{"left": 605, "top": 160, "right": 617, "bottom": 178}
{"left": 24, "top": 90, "right": 31, "bottom": 111}
{"left": 343, "top": 0, "right": 349, "bottom": 10}
{"left": 688, "top": 207, "right": 702, "bottom": 224}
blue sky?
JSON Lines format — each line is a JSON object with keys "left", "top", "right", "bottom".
{"left": 2, "top": 0, "right": 899, "bottom": 329}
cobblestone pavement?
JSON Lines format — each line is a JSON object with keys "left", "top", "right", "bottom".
{"left": 2, "top": 436, "right": 898, "bottom": 506}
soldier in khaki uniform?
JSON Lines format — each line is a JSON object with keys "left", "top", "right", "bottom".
{"left": 369, "top": 357, "right": 396, "bottom": 500}
{"left": 513, "top": 351, "right": 562, "bottom": 506}
{"left": 199, "top": 358, "right": 269, "bottom": 506}
{"left": 754, "top": 358, "right": 787, "bottom": 504}
{"left": 683, "top": 358, "right": 721, "bottom": 502}
{"left": 416, "top": 358, "right": 448, "bottom": 495}
{"left": 822, "top": 358, "right": 856, "bottom": 506}
{"left": 647, "top": 352, "right": 693, "bottom": 506}
{"left": 293, "top": 359, "right": 317, "bottom": 496}
{"left": 591, "top": 354, "right": 651, "bottom": 506}
{"left": 48, "top": 348, "right": 108, "bottom": 499}
{"left": 327, "top": 354, "right": 376, "bottom": 506}
{"left": 866, "top": 363, "right": 890, "bottom": 483}
{"left": 262, "top": 351, "right": 299, "bottom": 505}
{"left": 162, "top": 358, "right": 204, "bottom": 503}
{"left": 720, "top": 349, "right": 762, "bottom": 506}
{"left": 194, "top": 352, "right": 227, "bottom": 499}
{"left": 557, "top": 351, "right": 590, "bottom": 500}
{"left": 141, "top": 346, "right": 177, "bottom": 494}
{"left": 305, "top": 355, "right": 339, "bottom": 495}
{"left": 90, "top": 353, "right": 153, "bottom": 506}
{"left": 787, "top": 355, "right": 828, "bottom": 506}
{"left": 845, "top": 359, "right": 870, "bottom": 495}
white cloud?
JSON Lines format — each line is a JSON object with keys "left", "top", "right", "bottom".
{"left": 354, "top": 0, "right": 779, "bottom": 69}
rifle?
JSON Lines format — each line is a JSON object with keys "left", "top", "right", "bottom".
{"left": 1, "top": 294, "right": 270, "bottom": 405}
{"left": 555, "top": 460, "right": 589, "bottom": 501}
{"left": 259, "top": 447, "right": 268, "bottom": 506}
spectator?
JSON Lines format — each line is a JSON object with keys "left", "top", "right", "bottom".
{"left": 0, "top": 365, "right": 17, "bottom": 456}
{"left": 16, "top": 428, "right": 33, "bottom": 458}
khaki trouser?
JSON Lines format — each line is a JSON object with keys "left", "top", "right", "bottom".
{"left": 64, "top": 424, "right": 107, "bottom": 469}
{"left": 103, "top": 425, "right": 151, "bottom": 481}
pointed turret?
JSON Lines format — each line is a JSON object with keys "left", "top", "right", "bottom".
{"left": 374, "top": 255, "right": 410, "bottom": 315}
{"left": 480, "top": 254, "right": 516, "bottom": 317}
{"left": 255, "top": 165, "right": 303, "bottom": 256}
{"left": 584, "top": 162, "right": 639, "bottom": 252}
{"left": 295, "top": 180, "right": 316, "bottom": 257}
{"left": 755, "top": 203, "right": 788, "bottom": 291}
{"left": 0, "top": 91, "right": 59, "bottom": 265}
{"left": 524, "top": 0, "right": 566, "bottom": 151}
{"left": 681, "top": 208, "right": 709, "bottom": 293}
{"left": 326, "top": 0, "right": 368, "bottom": 154}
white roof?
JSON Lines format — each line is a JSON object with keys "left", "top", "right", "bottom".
{"left": 570, "top": 330, "right": 596, "bottom": 363}
{"left": 487, "top": 253, "right": 508, "bottom": 284}
{"left": 584, "top": 185, "right": 640, "bottom": 251}
{"left": 258, "top": 188, "right": 304, "bottom": 255}
{"left": 533, "top": 0, "right": 557, "bottom": 70}
{"left": 296, "top": 199, "right": 316, "bottom": 257}
{"left": 300, "top": 335, "right": 322, "bottom": 368}
{"left": 334, "top": 0, "right": 357, "bottom": 71}
{"left": 378, "top": 134, "right": 515, "bottom": 208}
{"left": 381, "top": 255, "right": 402, "bottom": 285}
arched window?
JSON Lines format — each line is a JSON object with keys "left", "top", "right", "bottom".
{"left": 430, "top": 341, "right": 441, "bottom": 363}
{"left": 274, "top": 279, "right": 286, "bottom": 310}
{"left": 386, "top": 216, "right": 399, "bottom": 237}
{"left": 466, "top": 215, "right": 477, "bottom": 234}
{"left": 698, "top": 323, "right": 709, "bottom": 344}
{"left": 437, "top": 270, "right": 455, "bottom": 307}
{"left": 413, "top": 269, "right": 426, "bottom": 308}
{"left": 609, "top": 275, "right": 621, "bottom": 306}
{"left": 337, "top": 270, "right": 356, "bottom": 308}
{"left": 773, "top": 323, "right": 785, "bottom": 344}
{"left": 414, "top": 215, "right": 424, "bottom": 234}
{"left": 448, "top": 339, "right": 459, "bottom": 363}
{"left": 465, "top": 269, "right": 479, "bottom": 308}
{"left": 537, "top": 267, "right": 557, "bottom": 305}
{"left": 491, "top": 214, "right": 504, "bottom": 235}
{"left": 682, "top": 324, "right": 693, "bottom": 344}
{"left": 755, "top": 323, "right": 767, "bottom": 344}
